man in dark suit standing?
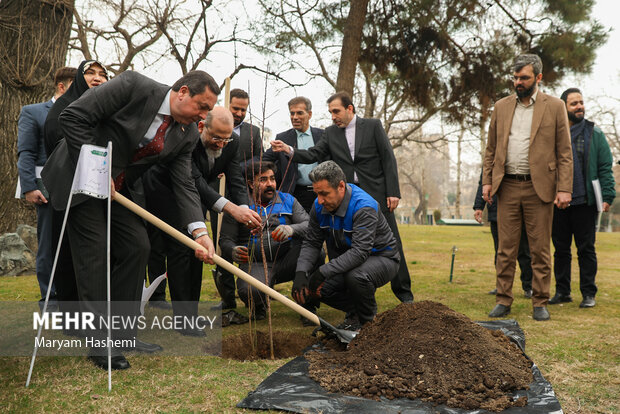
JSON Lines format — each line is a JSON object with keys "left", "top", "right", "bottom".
{"left": 42, "top": 70, "right": 219, "bottom": 370}
{"left": 143, "top": 107, "right": 261, "bottom": 334}
{"left": 229, "top": 88, "right": 263, "bottom": 166}
{"left": 270, "top": 92, "right": 413, "bottom": 303}
{"left": 17, "top": 66, "right": 76, "bottom": 311}
{"left": 261, "top": 96, "right": 323, "bottom": 212}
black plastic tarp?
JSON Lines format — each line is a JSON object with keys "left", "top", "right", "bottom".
{"left": 237, "top": 320, "right": 563, "bottom": 413}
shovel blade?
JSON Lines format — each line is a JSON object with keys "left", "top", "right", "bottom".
{"left": 318, "top": 316, "right": 358, "bottom": 344}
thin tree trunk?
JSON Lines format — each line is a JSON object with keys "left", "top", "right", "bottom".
{"left": 455, "top": 126, "right": 464, "bottom": 219}
{"left": 0, "top": 0, "right": 74, "bottom": 234}
{"left": 335, "top": 0, "right": 370, "bottom": 96}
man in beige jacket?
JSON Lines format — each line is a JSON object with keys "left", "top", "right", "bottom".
{"left": 482, "top": 54, "right": 573, "bottom": 321}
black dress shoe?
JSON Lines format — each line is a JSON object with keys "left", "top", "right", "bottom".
{"left": 88, "top": 348, "right": 130, "bottom": 370}
{"left": 549, "top": 293, "right": 573, "bottom": 305}
{"left": 488, "top": 304, "right": 511, "bottom": 317}
{"left": 533, "top": 306, "right": 550, "bottom": 321}
{"left": 579, "top": 296, "right": 596, "bottom": 308}
{"left": 176, "top": 327, "right": 207, "bottom": 337}
{"left": 523, "top": 289, "right": 533, "bottom": 299}
{"left": 221, "top": 310, "right": 249, "bottom": 327}
{"left": 488, "top": 288, "right": 497, "bottom": 295}
{"left": 120, "top": 339, "right": 163, "bottom": 353}
{"left": 149, "top": 300, "right": 172, "bottom": 310}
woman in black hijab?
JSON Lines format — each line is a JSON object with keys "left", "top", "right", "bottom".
{"left": 44, "top": 59, "right": 109, "bottom": 155}
{"left": 43, "top": 60, "right": 108, "bottom": 320}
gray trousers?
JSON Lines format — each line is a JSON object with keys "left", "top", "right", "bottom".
{"left": 320, "top": 255, "right": 399, "bottom": 324}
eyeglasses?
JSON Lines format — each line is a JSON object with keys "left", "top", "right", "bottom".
{"left": 212, "top": 136, "right": 233, "bottom": 143}
{"left": 208, "top": 128, "right": 234, "bottom": 143}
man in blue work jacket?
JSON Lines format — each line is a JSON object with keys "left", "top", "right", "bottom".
{"left": 292, "top": 161, "right": 400, "bottom": 330}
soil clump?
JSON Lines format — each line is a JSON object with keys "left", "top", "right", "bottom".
{"left": 222, "top": 330, "right": 316, "bottom": 360}
{"left": 307, "top": 301, "right": 532, "bottom": 412}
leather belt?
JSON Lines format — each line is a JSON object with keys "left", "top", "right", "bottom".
{"left": 504, "top": 173, "right": 531, "bottom": 181}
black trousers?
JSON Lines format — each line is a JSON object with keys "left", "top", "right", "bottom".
{"left": 209, "top": 211, "right": 237, "bottom": 308}
{"left": 66, "top": 198, "right": 149, "bottom": 341}
{"left": 35, "top": 202, "right": 55, "bottom": 303}
{"left": 51, "top": 208, "right": 78, "bottom": 304}
{"left": 551, "top": 204, "right": 598, "bottom": 298}
{"left": 490, "top": 220, "right": 532, "bottom": 291}
{"left": 146, "top": 224, "right": 168, "bottom": 302}
{"left": 320, "top": 255, "right": 399, "bottom": 324}
{"left": 146, "top": 224, "right": 204, "bottom": 318}
{"left": 383, "top": 209, "right": 414, "bottom": 302}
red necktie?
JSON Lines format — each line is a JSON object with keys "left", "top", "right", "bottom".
{"left": 114, "top": 115, "right": 172, "bottom": 191}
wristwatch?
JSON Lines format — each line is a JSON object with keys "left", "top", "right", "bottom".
{"left": 193, "top": 231, "right": 209, "bottom": 240}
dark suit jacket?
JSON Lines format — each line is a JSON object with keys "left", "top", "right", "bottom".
{"left": 41, "top": 71, "right": 203, "bottom": 227}
{"left": 292, "top": 117, "right": 400, "bottom": 211}
{"left": 483, "top": 91, "right": 573, "bottom": 203}
{"left": 17, "top": 100, "right": 53, "bottom": 195}
{"left": 235, "top": 122, "right": 263, "bottom": 165}
{"left": 143, "top": 137, "right": 249, "bottom": 225}
{"left": 261, "top": 126, "right": 323, "bottom": 194}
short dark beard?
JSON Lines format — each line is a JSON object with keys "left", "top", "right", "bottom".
{"left": 567, "top": 111, "right": 584, "bottom": 124}
{"left": 515, "top": 83, "right": 536, "bottom": 99}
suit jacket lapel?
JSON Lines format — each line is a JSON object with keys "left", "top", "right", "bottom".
{"left": 131, "top": 86, "right": 170, "bottom": 151}
{"left": 529, "top": 92, "right": 546, "bottom": 144}
{"left": 334, "top": 125, "right": 353, "bottom": 163}
{"left": 354, "top": 117, "right": 364, "bottom": 157}
{"left": 288, "top": 129, "right": 298, "bottom": 148}
{"left": 311, "top": 127, "right": 321, "bottom": 144}
{"left": 159, "top": 121, "right": 185, "bottom": 158}
{"left": 502, "top": 95, "right": 517, "bottom": 148}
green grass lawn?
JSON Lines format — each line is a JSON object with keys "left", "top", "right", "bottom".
{"left": 0, "top": 225, "right": 618, "bottom": 413}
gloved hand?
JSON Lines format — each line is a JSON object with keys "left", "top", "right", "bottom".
{"left": 271, "top": 224, "right": 293, "bottom": 241}
{"left": 308, "top": 268, "right": 326, "bottom": 297}
{"left": 232, "top": 246, "right": 249, "bottom": 263}
{"left": 292, "top": 271, "right": 309, "bottom": 304}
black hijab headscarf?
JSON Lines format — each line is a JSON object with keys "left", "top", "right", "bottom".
{"left": 44, "top": 60, "right": 108, "bottom": 156}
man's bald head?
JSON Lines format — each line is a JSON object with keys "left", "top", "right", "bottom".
{"left": 205, "top": 106, "right": 234, "bottom": 129}
{"left": 200, "top": 106, "right": 235, "bottom": 152}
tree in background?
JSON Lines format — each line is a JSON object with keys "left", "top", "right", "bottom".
{"left": 70, "top": 0, "right": 302, "bottom": 87}
{"left": 0, "top": 0, "right": 74, "bottom": 233}
{"left": 253, "top": 0, "right": 607, "bottom": 214}
{"left": 589, "top": 94, "right": 620, "bottom": 160}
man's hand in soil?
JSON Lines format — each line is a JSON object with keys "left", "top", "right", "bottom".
{"left": 292, "top": 271, "right": 310, "bottom": 304}
{"left": 308, "top": 268, "right": 325, "bottom": 298}
{"left": 232, "top": 246, "right": 249, "bottom": 263}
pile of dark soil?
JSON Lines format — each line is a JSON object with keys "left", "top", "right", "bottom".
{"left": 307, "top": 301, "right": 533, "bottom": 412}
{"left": 222, "top": 330, "right": 316, "bottom": 360}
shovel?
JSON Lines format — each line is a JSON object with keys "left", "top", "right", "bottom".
{"left": 114, "top": 193, "right": 357, "bottom": 344}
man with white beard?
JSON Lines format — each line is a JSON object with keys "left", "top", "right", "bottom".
{"left": 143, "top": 107, "right": 260, "bottom": 336}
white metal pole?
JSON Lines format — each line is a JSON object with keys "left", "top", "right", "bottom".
{"left": 26, "top": 177, "right": 77, "bottom": 387}
{"left": 106, "top": 142, "right": 112, "bottom": 391}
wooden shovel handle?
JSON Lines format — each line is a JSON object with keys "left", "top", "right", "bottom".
{"left": 114, "top": 193, "right": 320, "bottom": 326}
